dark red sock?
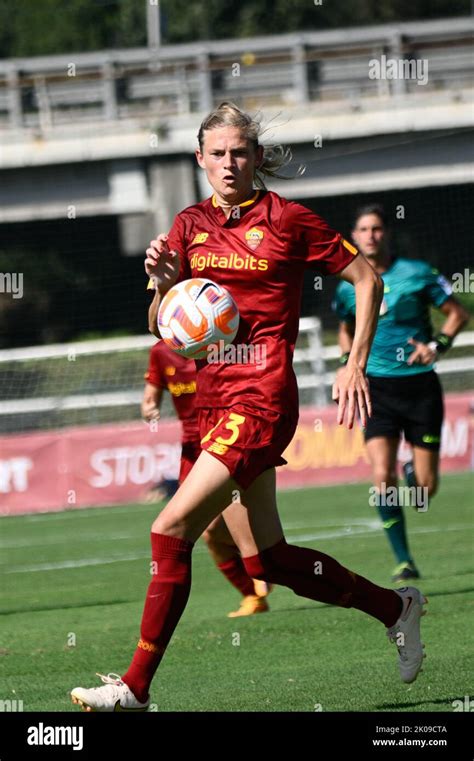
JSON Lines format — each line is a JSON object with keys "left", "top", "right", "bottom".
{"left": 350, "top": 574, "right": 402, "bottom": 627}
{"left": 122, "top": 533, "right": 193, "bottom": 702}
{"left": 243, "top": 539, "right": 402, "bottom": 627}
{"left": 217, "top": 556, "right": 255, "bottom": 597}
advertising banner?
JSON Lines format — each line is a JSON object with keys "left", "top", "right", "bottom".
{"left": 1, "top": 393, "right": 472, "bottom": 515}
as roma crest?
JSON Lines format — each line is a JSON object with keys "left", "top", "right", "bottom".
{"left": 245, "top": 227, "right": 264, "bottom": 250}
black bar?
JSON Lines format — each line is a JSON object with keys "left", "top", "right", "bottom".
{"left": 0, "top": 711, "right": 471, "bottom": 759}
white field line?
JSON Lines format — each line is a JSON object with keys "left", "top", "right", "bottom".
{"left": 0, "top": 517, "right": 382, "bottom": 550}
{"left": 3, "top": 553, "right": 149, "bottom": 573}
{"left": 0, "top": 531, "right": 145, "bottom": 549}
{"left": 2, "top": 521, "right": 472, "bottom": 574}
{"left": 3, "top": 503, "right": 158, "bottom": 522}
{"left": 2, "top": 506, "right": 374, "bottom": 525}
{"left": 288, "top": 522, "right": 473, "bottom": 543}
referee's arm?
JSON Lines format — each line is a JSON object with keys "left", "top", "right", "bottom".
{"left": 408, "top": 297, "right": 469, "bottom": 365}
{"left": 436, "top": 297, "right": 469, "bottom": 340}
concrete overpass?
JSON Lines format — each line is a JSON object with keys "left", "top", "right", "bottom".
{"left": 0, "top": 17, "right": 472, "bottom": 252}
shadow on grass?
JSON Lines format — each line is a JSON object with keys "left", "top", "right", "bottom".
{"left": 270, "top": 584, "right": 474, "bottom": 615}
{"left": 376, "top": 697, "right": 460, "bottom": 710}
{"left": 416, "top": 586, "right": 474, "bottom": 598}
{"left": 0, "top": 598, "right": 140, "bottom": 615}
{"left": 4, "top": 585, "right": 473, "bottom": 617}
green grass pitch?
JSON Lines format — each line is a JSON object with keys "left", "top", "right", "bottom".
{"left": 1, "top": 473, "right": 473, "bottom": 712}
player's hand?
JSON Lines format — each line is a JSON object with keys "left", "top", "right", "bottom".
{"left": 332, "top": 364, "right": 371, "bottom": 430}
{"left": 145, "top": 234, "right": 180, "bottom": 294}
{"left": 406, "top": 338, "right": 437, "bottom": 366}
{"left": 141, "top": 400, "right": 160, "bottom": 423}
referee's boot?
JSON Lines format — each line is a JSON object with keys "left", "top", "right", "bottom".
{"left": 392, "top": 561, "right": 420, "bottom": 584}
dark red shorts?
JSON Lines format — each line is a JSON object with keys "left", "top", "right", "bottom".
{"left": 179, "top": 439, "right": 202, "bottom": 483}
{"left": 198, "top": 403, "right": 298, "bottom": 490}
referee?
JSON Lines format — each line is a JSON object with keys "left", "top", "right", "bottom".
{"left": 333, "top": 203, "right": 469, "bottom": 582}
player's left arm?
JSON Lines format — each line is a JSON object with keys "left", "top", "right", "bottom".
{"left": 333, "top": 255, "right": 383, "bottom": 429}
{"left": 408, "top": 297, "right": 469, "bottom": 365}
{"left": 285, "top": 202, "right": 382, "bottom": 429}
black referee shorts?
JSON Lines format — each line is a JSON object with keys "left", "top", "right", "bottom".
{"left": 364, "top": 371, "right": 444, "bottom": 451}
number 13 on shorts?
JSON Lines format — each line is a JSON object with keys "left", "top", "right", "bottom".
{"left": 201, "top": 412, "right": 246, "bottom": 448}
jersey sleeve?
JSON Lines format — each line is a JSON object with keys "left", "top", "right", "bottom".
{"left": 333, "top": 283, "right": 355, "bottom": 323}
{"left": 144, "top": 343, "right": 166, "bottom": 388}
{"left": 281, "top": 202, "right": 358, "bottom": 274}
{"left": 423, "top": 266, "right": 453, "bottom": 307}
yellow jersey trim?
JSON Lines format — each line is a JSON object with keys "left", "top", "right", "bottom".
{"left": 211, "top": 189, "right": 260, "bottom": 209}
{"left": 342, "top": 238, "right": 358, "bottom": 256}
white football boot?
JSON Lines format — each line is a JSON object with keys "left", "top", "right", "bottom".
{"left": 71, "top": 673, "right": 150, "bottom": 712}
{"left": 387, "top": 587, "right": 427, "bottom": 683}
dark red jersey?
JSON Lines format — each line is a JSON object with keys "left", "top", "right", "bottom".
{"left": 145, "top": 341, "right": 199, "bottom": 442}
{"left": 167, "top": 190, "right": 357, "bottom": 415}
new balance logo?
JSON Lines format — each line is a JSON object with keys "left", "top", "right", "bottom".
{"left": 27, "top": 723, "right": 83, "bottom": 751}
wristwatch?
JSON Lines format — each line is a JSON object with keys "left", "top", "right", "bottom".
{"left": 429, "top": 333, "right": 453, "bottom": 354}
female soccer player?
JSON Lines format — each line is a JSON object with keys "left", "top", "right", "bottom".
{"left": 142, "top": 339, "right": 272, "bottom": 616}
{"left": 334, "top": 204, "right": 468, "bottom": 583}
{"left": 71, "top": 103, "right": 428, "bottom": 712}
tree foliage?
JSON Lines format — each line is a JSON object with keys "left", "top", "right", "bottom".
{"left": 0, "top": 0, "right": 469, "bottom": 58}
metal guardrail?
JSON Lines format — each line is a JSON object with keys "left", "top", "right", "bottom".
{"left": 297, "top": 331, "right": 474, "bottom": 389}
{"left": 0, "top": 17, "right": 472, "bottom": 131}
{"left": 0, "top": 327, "right": 472, "bottom": 419}
{"left": 0, "top": 318, "right": 325, "bottom": 418}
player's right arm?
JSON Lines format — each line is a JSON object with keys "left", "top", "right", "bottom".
{"left": 148, "top": 290, "right": 161, "bottom": 338}
{"left": 141, "top": 382, "right": 163, "bottom": 422}
{"left": 145, "top": 233, "right": 181, "bottom": 337}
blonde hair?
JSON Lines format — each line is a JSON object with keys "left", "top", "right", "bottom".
{"left": 197, "top": 101, "right": 295, "bottom": 189}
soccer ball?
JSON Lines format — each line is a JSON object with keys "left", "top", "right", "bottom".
{"left": 157, "top": 278, "right": 240, "bottom": 359}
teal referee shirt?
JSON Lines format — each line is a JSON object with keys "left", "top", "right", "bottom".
{"left": 333, "top": 258, "right": 452, "bottom": 377}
